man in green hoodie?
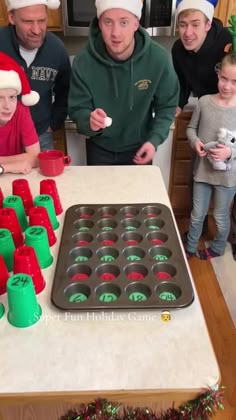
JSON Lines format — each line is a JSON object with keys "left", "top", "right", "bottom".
{"left": 68, "top": 0, "right": 179, "bottom": 166}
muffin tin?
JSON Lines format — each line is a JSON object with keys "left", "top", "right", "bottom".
{"left": 51, "top": 203, "right": 194, "bottom": 310}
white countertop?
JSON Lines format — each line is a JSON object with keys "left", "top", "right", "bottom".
{"left": 0, "top": 166, "right": 219, "bottom": 395}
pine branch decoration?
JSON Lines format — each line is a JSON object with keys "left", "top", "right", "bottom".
{"left": 228, "top": 15, "right": 236, "bottom": 51}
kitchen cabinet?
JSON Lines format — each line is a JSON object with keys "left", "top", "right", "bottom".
{"left": 47, "top": 7, "right": 63, "bottom": 31}
{"left": 0, "top": 0, "right": 8, "bottom": 26}
{"left": 214, "top": 0, "right": 236, "bottom": 27}
{"left": 169, "top": 111, "right": 215, "bottom": 217}
{"left": 0, "top": 0, "right": 63, "bottom": 30}
{"left": 169, "top": 111, "right": 192, "bottom": 216}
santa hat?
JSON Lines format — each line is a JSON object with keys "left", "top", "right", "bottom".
{"left": 0, "top": 52, "right": 39, "bottom": 106}
{"left": 96, "top": 0, "right": 143, "bottom": 19}
{"left": 5, "top": 0, "right": 60, "bottom": 11}
{"left": 176, "top": 0, "right": 218, "bottom": 22}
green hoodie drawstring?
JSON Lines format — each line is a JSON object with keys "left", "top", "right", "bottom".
{"left": 129, "top": 59, "right": 134, "bottom": 111}
{"left": 110, "top": 60, "right": 134, "bottom": 111}
{"left": 111, "top": 66, "right": 118, "bottom": 99}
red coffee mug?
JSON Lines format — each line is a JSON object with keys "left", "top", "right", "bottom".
{"left": 38, "top": 150, "right": 71, "bottom": 177}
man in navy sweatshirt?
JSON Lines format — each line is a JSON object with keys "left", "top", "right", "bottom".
{"left": 0, "top": 0, "right": 71, "bottom": 150}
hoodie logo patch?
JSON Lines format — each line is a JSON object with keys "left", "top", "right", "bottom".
{"left": 135, "top": 80, "right": 152, "bottom": 91}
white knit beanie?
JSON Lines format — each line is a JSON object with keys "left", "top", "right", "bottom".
{"left": 96, "top": 0, "right": 143, "bottom": 19}
{"left": 5, "top": 0, "right": 60, "bottom": 11}
{"left": 176, "top": 0, "right": 214, "bottom": 22}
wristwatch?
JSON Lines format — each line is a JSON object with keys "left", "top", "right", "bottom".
{"left": 0, "top": 165, "right": 4, "bottom": 175}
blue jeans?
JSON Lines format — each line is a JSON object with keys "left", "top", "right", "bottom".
{"left": 231, "top": 195, "right": 236, "bottom": 245}
{"left": 39, "top": 131, "right": 54, "bottom": 151}
{"left": 187, "top": 182, "right": 236, "bottom": 255}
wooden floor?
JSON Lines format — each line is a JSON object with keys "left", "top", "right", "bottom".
{"left": 176, "top": 216, "right": 236, "bottom": 419}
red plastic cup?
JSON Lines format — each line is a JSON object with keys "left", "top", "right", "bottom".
{"left": 12, "top": 179, "right": 34, "bottom": 216}
{"left": 38, "top": 150, "right": 71, "bottom": 177}
{"left": 0, "top": 187, "right": 4, "bottom": 208}
{"left": 0, "top": 208, "right": 24, "bottom": 247}
{"left": 13, "top": 246, "right": 46, "bottom": 294}
{"left": 29, "top": 206, "right": 56, "bottom": 246}
{"left": 40, "top": 179, "right": 63, "bottom": 215}
{"left": 0, "top": 254, "right": 9, "bottom": 295}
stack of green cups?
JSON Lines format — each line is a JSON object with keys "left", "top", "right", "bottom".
{"left": 3, "top": 195, "right": 28, "bottom": 231}
{"left": 25, "top": 225, "right": 53, "bottom": 269}
{"left": 34, "top": 195, "right": 59, "bottom": 230}
{"left": 0, "top": 228, "right": 15, "bottom": 271}
{"left": 7, "top": 273, "right": 42, "bottom": 328}
{"left": 0, "top": 303, "right": 5, "bottom": 319}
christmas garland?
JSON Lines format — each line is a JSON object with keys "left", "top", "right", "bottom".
{"left": 60, "top": 388, "right": 224, "bottom": 420}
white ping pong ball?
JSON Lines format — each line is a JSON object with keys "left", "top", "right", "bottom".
{"left": 105, "top": 117, "right": 112, "bottom": 127}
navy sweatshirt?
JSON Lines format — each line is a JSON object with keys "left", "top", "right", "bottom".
{"left": 0, "top": 25, "right": 71, "bottom": 135}
{"left": 171, "top": 19, "right": 232, "bottom": 109}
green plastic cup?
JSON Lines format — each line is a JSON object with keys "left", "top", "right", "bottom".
{"left": 7, "top": 273, "right": 42, "bottom": 328}
{"left": 25, "top": 225, "right": 53, "bottom": 269}
{"left": 0, "top": 303, "right": 5, "bottom": 319}
{"left": 3, "top": 195, "right": 28, "bottom": 232}
{"left": 34, "top": 194, "right": 59, "bottom": 230}
{"left": 0, "top": 228, "right": 15, "bottom": 271}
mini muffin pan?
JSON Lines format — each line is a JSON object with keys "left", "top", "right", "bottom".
{"left": 51, "top": 204, "right": 194, "bottom": 310}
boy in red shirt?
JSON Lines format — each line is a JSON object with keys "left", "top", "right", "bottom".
{"left": 0, "top": 52, "right": 40, "bottom": 174}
